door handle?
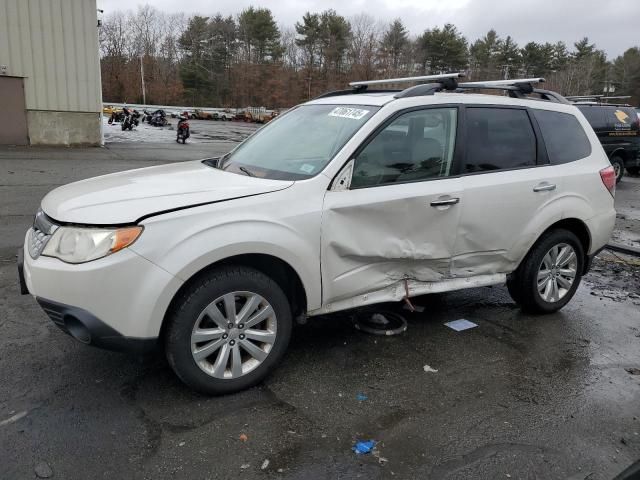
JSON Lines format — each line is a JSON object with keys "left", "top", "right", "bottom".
{"left": 430, "top": 197, "right": 460, "bottom": 207}
{"left": 533, "top": 183, "right": 556, "bottom": 192}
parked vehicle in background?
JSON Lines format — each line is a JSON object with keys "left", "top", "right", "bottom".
{"left": 121, "top": 109, "right": 140, "bottom": 131}
{"left": 141, "top": 109, "right": 152, "bottom": 123}
{"left": 245, "top": 106, "right": 278, "bottom": 123}
{"left": 193, "top": 109, "right": 213, "bottom": 120}
{"left": 103, "top": 105, "right": 118, "bottom": 116}
{"left": 575, "top": 104, "right": 640, "bottom": 181}
{"left": 20, "top": 74, "right": 615, "bottom": 394}
{"left": 107, "top": 107, "right": 126, "bottom": 125}
{"left": 149, "top": 109, "right": 168, "bottom": 127}
{"left": 212, "top": 109, "right": 234, "bottom": 121}
{"left": 176, "top": 113, "right": 190, "bottom": 144}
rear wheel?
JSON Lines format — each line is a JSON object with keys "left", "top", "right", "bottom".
{"left": 507, "top": 229, "right": 584, "bottom": 314}
{"left": 165, "top": 266, "right": 292, "bottom": 395}
{"left": 610, "top": 156, "right": 624, "bottom": 183}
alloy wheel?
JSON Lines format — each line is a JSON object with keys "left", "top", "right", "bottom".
{"left": 191, "top": 291, "right": 277, "bottom": 379}
{"left": 536, "top": 243, "right": 578, "bottom": 303}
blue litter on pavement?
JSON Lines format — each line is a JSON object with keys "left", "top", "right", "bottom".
{"left": 352, "top": 440, "right": 377, "bottom": 454}
{"left": 356, "top": 393, "right": 368, "bottom": 401}
{"left": 444, "top": 319, "right": 478, "bottom": 331}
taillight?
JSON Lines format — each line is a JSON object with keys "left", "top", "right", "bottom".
{"left": 599, "top": 166, "right": 616, "bottom": 197}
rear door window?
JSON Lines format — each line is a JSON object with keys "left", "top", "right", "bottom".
{"left": 464, "top": 107, "right": 537, "bottom": 173}
{"left": 533, "top": 110, "right": 592, "bottom": 164}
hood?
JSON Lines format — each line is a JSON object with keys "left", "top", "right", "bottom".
{"left": 41, "top": 160, "right": 293, "bottom": 225}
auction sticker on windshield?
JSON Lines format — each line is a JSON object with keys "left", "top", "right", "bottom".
{"left": 329, "top": 107, "right": 370, "bottom": 120}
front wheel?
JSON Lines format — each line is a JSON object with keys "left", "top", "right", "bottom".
{"left": 610, "top": 156, "right": 624, "bottom": 183}
{"left": 165, "top": 266, "right": 292, "bottom": 395}
{"left": 507, "top": 229, "right": 584, "bottom": 314}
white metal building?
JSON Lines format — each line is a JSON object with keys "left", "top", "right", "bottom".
{"left": 0, "top": 0, "right": 102, "bottom": 145}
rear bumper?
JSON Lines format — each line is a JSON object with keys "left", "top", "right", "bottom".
{"left": 36, "top": 297, "right": 157, "bottom": 353}
{"left": 584, "top": 209, "right": 616, "bottom": 256}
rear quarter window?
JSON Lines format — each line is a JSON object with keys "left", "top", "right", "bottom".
{"left": 533, "top": 109, "right": 592, "bottom": 164}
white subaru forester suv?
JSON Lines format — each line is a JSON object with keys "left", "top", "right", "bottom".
{"left": 18, "top": 74, "right": 616, "bottom": 394}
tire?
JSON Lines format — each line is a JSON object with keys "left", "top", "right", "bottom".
{"left": 507, "top": 229, "right": 584, "bottom": 314}
{"left": 121, "top": 123, "right": 126, "bottom": 131}
{"left": 610, "top": 156, "right": 624, "bottom": 183}
{"left": 626, "top": 166, "right": 639, "bottom": 176}
{"left": 164, "top": 266, "right": 292, "bottom": 395}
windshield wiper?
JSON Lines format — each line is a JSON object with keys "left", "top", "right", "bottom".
{"left": 238, "top": 166, "right": 255, "bottom": 177}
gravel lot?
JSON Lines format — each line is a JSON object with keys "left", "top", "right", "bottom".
{"left": 1, "top": 125, "right": 639, "bottom": 479}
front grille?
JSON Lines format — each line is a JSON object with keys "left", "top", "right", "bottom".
{"left": 28, "top": 210, "right": 58, "bottom": 259}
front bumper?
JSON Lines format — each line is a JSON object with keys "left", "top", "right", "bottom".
{"left": 36, "top": 297, "right": 157, "bottom": 353}
{"left": 21, "top": 229, "right": 183, "bottom": 348}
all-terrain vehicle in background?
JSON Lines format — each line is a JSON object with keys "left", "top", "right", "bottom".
{"left": 568, "top": 99, "right": 640, "bottom": 182}
{"left": 19, "top": 74, "right": 616, "bottom": 394}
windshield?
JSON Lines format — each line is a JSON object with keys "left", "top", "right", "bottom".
{"left": 221, "top": 104, "right": 379, "bottom": 180}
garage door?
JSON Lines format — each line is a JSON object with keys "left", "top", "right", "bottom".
{"left": 0, "top": 76, "right": 28, "bottom": 145}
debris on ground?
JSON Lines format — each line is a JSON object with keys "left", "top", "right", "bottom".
{"left": 240, "top": 463, "right": 250, "bottom": 470}
{"left": 34, "top": 461, "right": 53, "bottom": 478}
{"left": 444, "top": 319, "right": 478, "bottom": 331}
{"left": 423, "top": 365, "right": 439, "bottom": 373}
{"left": 352, "top": 439, "right": 377, "bottom": 455}
{"left": 0, "top": 410, "right": 27, "bottom": 427}
{"left": 356, "top": 393, "right": 368, "bottom": 401}
{"left": 239, "top": 433, "right": 248, "bottom": 442}
{"left": 261, "top": 459, "right": 270, "bottom": 470}
{"left": 373, "top": 449, "right": 388, "bottom": 465}
{"left": 353, "top": 310, "right": 407, "bottom": 336}
{"left": 585, "top": 252, "right": 640, "bottom": 303}
{"left": 625, "top": 367, "right": 640, "bottom": 375}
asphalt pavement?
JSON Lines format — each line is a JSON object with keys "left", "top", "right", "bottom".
{"left": 0, "top": 127, "right": 639, "bottom": 479}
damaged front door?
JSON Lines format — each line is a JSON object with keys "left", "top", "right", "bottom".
{"left": 321, "top": 107, "right": 462, "bottom": 308}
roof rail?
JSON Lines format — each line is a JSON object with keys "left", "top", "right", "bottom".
{"left": 348, "top": 73, "right": 464, "bottom": 88}
{"left": 565, "top": 95, "right": 604, "bottom": 100}
{"left": 460, "top": 77, "right": 545, "bottom": 87}
{"left": 316, "top": 74, "right": 569, "bottom": 104}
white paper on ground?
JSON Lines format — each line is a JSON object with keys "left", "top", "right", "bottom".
{"left": 423, "top": 365, "right": 438, "bottom": 373}
{"left": 444, "top": 319, "right": 478, "bottom": 331}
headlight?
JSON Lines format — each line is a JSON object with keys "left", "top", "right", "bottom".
{"left": 41, "top": 226, "right": 143, "bottom": 264}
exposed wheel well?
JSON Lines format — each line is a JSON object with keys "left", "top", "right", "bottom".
{"left": 161, "top": 254, "right": 308, "bottom": 339}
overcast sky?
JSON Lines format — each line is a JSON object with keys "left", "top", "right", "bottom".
{"left": 99, "top": 0, "right": 639, "bottom": 58}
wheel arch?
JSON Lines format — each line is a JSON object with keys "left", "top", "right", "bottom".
{"left": 609, "top": 148, "right": 627, "bottom": 163}
{"left": 160, "top": 253, "right": 308, "bottom": 341}
{"left": 519, "top": 218, "right": 592, "bottom": 274}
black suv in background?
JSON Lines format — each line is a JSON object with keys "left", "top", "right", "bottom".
{"left": 576, "top": 104, "right": 640, "bottom": 182}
